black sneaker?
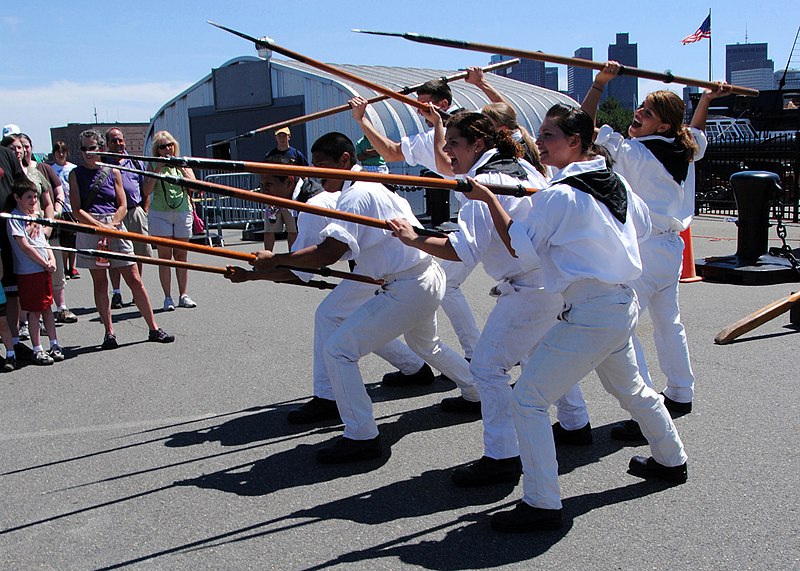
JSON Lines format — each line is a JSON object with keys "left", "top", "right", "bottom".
{"left": 491, "top": 501, "right": 563, "bottom": 532}
{"left": 110, "top": 292, "right": 123, "bottom": 309}
{"left": 316, "top": 436, "right": 382, "bottom": 464}
{"left": 382, "top": 363, "right": 435, "bottom": 386}
{"left": 148, "top": 328, "right": 175, "bottom": 343}
{"left": 451, "top": 456, "right": 522, "bottom": 487}
{"left": 440, "top": 396, "right": 481, "bottom": 414}
{"left": 661, "top": 392, "right": 692, "bottom": 417}
{"left": 101, "top": 333, "right": 119, "bottom": 350}
{"left": 287, "top": 397, "right": 341, "bottom": 424}
{"left": 13, "top": 343, "right": 34, "bottom": 362}
{"left": 610, "top": 419, "right": 645, "bottom": 442}
{"left": 552, "top": 422, "right": 593, "bottom": 446}
{"left": 628, "top": 455, "right": 688, "bottom": 484}
{"left": 49, "top": 346, "right": 65, "bottom": 362}
{"left": 2, "top": 356, "right": 15, "bottom": 372}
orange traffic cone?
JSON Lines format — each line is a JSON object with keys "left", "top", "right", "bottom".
{"left": 679, "top": 227, "right": 702, "bottom": 283}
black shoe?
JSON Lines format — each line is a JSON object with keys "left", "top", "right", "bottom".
{"left": 13, "top": 343, "right": 34, "bottom": 362}
{"left": 148, "top": 328, "right": 175, "bottom": 343}
{"left": 110, "top": 292, "right": 123, "bottom": 309}
{"left": 491, "top": 502, "right": 563, "bottom": 532}
{"left": 440, "top": 396, "right": 481, "bottom": 414}
{"left": 316, "top": 436, "right": 382, "bottom": 464}
{"left": 382, "top": 363, "right": 435, "bottom": 386}
{"left": 552, "top": 422, "right": 593, "bottom": 446}
{"left": 610, "top": 419, "right": 645, "bottom": 442}
{"left": 628, "top": 455, "right": 687, "bottom": 484}
{"left": 451, "top": 455, "right": 522, "bottom": 487}
{"left": 2, "top": 355, "right": 15, "bottom": 372}
{"left": 436, "top": 373, "right": 454, "bottom": 384}
{"left": 661, "top": 392, "right": 692, "bottom": 416}
{"left": 101, "top": 333, "right": 119, "bottom": 350}
{"left": 287, "top": 397, "right": 341, "bottom": 425}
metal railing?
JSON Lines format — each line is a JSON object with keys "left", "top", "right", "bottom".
{"left": 198, "top": 172, "right": 263, "bottom": 246}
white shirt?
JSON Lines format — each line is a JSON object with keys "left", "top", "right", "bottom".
{"left": 319, "top": 165, "right": 429, "bottom": 280}
{"left": 399, "top": 103, "right": 462, "bottom": 176}
{"left": 509, "top": 157, "right": 652, "bottom": 294}
{"left": 449, "top": 150, "right": 546, "bottom": 281}
{"left": 596, "top": 125, "right": 707, "bottom": 233}
{"left": 290, "top": 190, "right": 340, "bottom": 282}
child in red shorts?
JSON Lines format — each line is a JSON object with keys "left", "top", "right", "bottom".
{"left": 5, "top": 176, "right": 63, "bottom": 365}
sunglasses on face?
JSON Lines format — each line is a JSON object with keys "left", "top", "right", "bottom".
{"left": 158, "top": 142, "right": 175, "bottom": 150}
{"left": 80, "top": 145, "right": 99, "bottom": 152}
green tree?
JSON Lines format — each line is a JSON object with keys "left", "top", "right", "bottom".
{"left": 596, "top": 97, "right": 634, "bottom": 134}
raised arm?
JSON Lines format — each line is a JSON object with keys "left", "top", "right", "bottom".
{"left": 350, "top": 96, "right": 406, "bottom": 162}
{"left": 465, "top": 66, "right": 508, "bottom": 104}
{"left": 690, "top": 81, "right": 733, "bottom": 131}
{"left": 418, "top": 103, "right": 454, "bottom": 177}
{"left": 581, "top": 61, "right": 622, "bottom": 125}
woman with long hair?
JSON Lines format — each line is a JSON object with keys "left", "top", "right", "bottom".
{"left": 462, "top": 103, "right": 687, "bottom": 532}
{"left": 142, "top": 130, "right": 197, "bottom": 311}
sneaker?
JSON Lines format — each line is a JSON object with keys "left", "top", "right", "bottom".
{"left": 33, "top": 350, "right": 54, "bottom": 366}
{"left": 316, "top": 436, "right": 382, "bottom": 464}
{"left": 101, "top": 333, "right": 119, "bottom": 350}
{"left": 287, "top": 396, "right": 341, "bottom": 425}
{"left": 49, "top": 346, "right": 65, "bottom": 362}
{"left": 2, "top": 356, "right": 15, "bottom": 372}
{"left": 382, "top": 363, "right": 435, "bottom": 386}
{"left": 69, "top": 268, "right": 81, "bottom": 279}
{"left": 178, "top": 294, "right": 197, "bottom": 309}
{"left": 451, "top": 456, "right": 522, "bottom": 487}
{"left": 163, "top": 297, "right": 175, "bottom": 311}
{"left": 552, "top": 422, "right": 593, "bottom": 446}
{"left": 440, "top": 396, "right": 481, "bottom": 414}
{"left": 55, "top": 308, "right": 79, "bottom": 324}
{"left": 18, "top": 324, "right": 29, "bottom": 341}
{"left": 148, "top": 328, "right": 175, "bottom": 343}
{"left": 610, "top": 419, "right": 646, "bottom": 442}
{"left": 110, "top": 292, "right": 123, "bottom": 309}
{"left": 628, "top": 455, "right": 688, "bottom": 485}
{"left": 491, "top": 501, "right": 564, "bottom": 532}
{"left": 13, "top": 343, "right": 34, "bottom": 362}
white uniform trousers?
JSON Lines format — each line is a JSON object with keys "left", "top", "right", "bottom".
{"left": 323, "top": 260, "right": 475, "bottom": 440}
{"left": 438, "top": 259, "right": 481, "bottom": 360}
{"left": 313, "top": 280, "right": 426, "bottom": 401}
{"left": 631, "top": 231, "right": 696, "bottom": 403}
{"left": 512, "top": 280, "right": 687, "bottom": 510}
{"left": 470, "top": 279, "right": 561, "bottom": 460}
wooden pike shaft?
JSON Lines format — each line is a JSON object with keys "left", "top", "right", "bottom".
{"left": 714, "top": 290, "right": 800, "bottom": 345}
{"left": 96, "top": 153, "right": 535, "bottom": 198}
{"left": 233, "top": 58, "right": 520, "bottom": 139}
{"left": 208, "top": 22, "right": 431, "bottom": 112}
{"left": 354, "top": 30, "right": 759, "bottom": 97}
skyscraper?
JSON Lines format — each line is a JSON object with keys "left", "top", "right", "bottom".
{"left": 726, "top": 43, "right": 774, "bottom": 87}
{"left": 489, "top": 54, "right": 549, "bottom": 88}
{"left": 606, "top": 33, "right": 638, "bottom": 110}
{"left": 545, "top": 66, "right": 559, "bottom": 92}
{"left": 568, "top": 47, "right": 593, "bottom": 103}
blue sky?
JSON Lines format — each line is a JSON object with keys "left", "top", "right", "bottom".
{"left": 2, "top": 0, "right": 797, "bottom": 150}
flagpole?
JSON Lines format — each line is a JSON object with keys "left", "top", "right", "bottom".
{"left": 708, "top": 8, "right": 712, "bottom": 81}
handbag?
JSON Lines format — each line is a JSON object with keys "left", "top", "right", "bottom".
{"left": 191, "top": 207, "right": 205, "bottom": 235}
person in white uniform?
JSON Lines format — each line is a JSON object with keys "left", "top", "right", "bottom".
{"left": 226, "top": 158, "right": 433, "bottom": 425}
{"left": 251, "top": 132, "right": 474, "bottom": 464}
{"left": 389, "top": 110, "right": 564, "bottom": 487}
{"left": 464, "top": 104, "right": 688, "bottom": 532}
{"left": 552, "top": 62, "right": 731, "bottom": 442}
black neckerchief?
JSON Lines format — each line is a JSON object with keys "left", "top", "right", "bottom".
{"left": 639, "top": 138, "right": 689, "bottom": 185}
{"left": 560, "top": 168, "right": 628, "bottom": 223}
{"left": 475, "top": 154, "right": 528, "bottom": 180}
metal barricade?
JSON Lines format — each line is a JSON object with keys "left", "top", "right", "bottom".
{"left": 198, "top": 172, "right": 263, "bottom": 247}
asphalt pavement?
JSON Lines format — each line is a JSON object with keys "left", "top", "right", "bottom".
{"left": 1, "top": 214, "right": 798, "bottom": 570}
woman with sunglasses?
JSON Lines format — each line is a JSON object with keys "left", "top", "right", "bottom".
{"left": 142, "top": 131, "right": 197, "bottom": 311}
{"left": 69, "top": 129, "right": 174, "bottom": 350}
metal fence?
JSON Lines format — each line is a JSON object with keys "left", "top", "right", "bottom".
{"left": 197, "top": 172, "right": 263, "bottom": 246}
{"left": 695, "top": 132, "right": 800, "bottom": 222}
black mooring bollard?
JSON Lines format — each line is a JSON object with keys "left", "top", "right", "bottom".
{"left": 731, "top": 171, "right": 781, "bottom": 264}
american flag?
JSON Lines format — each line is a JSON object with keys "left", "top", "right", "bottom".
{"left": 681, "top": 15, "right": 711, "bottom": 44}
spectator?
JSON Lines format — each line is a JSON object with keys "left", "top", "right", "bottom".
{"left": 260, "top": 156, "right": 300, "bottom": 252}
{"left": 265, "top": 127, "right": 308, "bottom": 165}
{"left": 50, "top": 141, "right": 79, "bottom": 279}
{"left": 355, "top": 135, "right": 389, "bottom": 174}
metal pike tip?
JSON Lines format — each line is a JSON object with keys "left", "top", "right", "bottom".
{"left": 350, "top": 29, "right": 406, "bottom": 38}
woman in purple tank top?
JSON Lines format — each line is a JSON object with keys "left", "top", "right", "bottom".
{"left": 69, "top": 129, "right": 174, "bottom": 350}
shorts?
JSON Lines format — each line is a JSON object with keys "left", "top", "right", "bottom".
{"left": 264, "top": 208, "right": 298, "bottom": 234}
{"left": 17, "top": 271, "right": 53, "bottom": 312}
{"left": 123, "top": 206, "right": 152, "bottom": 257}
{"left": 148, "top": 209, "right": 192, "bottom": 239}
{"left": 75, "top": 214, "right": 135, "bottom": 270}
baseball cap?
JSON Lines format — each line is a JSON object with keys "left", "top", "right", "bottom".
{"left": 2, "top": 124, "right": 21, "bottom": 138}
{"left": 275, "top": 127, "right": 291, "bottom": 136}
